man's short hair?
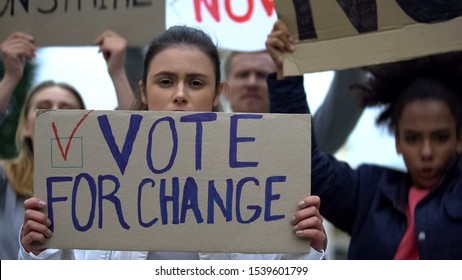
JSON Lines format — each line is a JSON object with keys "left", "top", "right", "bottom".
{"left": 223, "top": 50, "right": 269, "bottom": 79}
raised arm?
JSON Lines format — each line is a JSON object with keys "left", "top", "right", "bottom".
{"left": 313, "top": 68, "right": 368, "bottom": 154}
{"left": 265, "top": 19, "right": 363, "bottom": 236}
{"left": 0, "top": 32, "right": 36, "bottom": 113}
{"left": 266, "top": 20, "right": 368, "bottom": 154}
{"left": 266, "top": 20, "right": 309, "bottom": 114}
{"left": 94, "top": 31, "right": 134, "bottom": 110}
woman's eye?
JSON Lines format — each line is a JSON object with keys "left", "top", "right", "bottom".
{"left": 405, "top": 135, "right": 418, "bottom": 144}
{"left": 157, "top": 79, "right": 173, "bottom": 87}
{"left": 434, "top": 134, "right": 449, "bottom": 143}
{"left": 189, "top": 80, "right": 204, "bottom": 88}
{"left": 35, "top": 103, "right": 52, "bottom": 110}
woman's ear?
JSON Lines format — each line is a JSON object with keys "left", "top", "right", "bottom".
{"left": 221, "top": 81, "right": 229, "bottom": 101}
{"left": 215, "top": 82, "right": 227, "bottom": 108}
{"left": 138, "top": 80, "right": 147, "bottom": 105}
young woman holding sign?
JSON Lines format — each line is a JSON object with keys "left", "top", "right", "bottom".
{"left": 19, "top": 26, "right": 327, "bottom": 260}
{"left": 266, "top": 19, "right": 462, "bottom": 259}
{"left": 0, "top": 31, "right": 134, "bottom": 259}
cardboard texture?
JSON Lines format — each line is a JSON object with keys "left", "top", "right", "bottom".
{"left": 275, "top": 0, "right": 462, "bottom": 75}
{"left": 34, "top": 110, "right": 312, "bottom": 253}
{"left": 0, "top": 1, "right": 165, "bottom": 46}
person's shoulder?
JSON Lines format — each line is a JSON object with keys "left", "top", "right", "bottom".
{"left": 357, "top": 163, "right": 406, "bottom": 182}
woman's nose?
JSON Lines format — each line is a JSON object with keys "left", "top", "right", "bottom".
{"left": 173, "top": 84, "right": 188, "bottom": 104}
{"left": 421, "top": 140, "right": 434, "bottom": 160}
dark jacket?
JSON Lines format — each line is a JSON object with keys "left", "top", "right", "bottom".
{"left": 268, "top": 74, "right": 462, "bottom": 259}
{"left": 0, "top": 165, "right": 25, "bottom": 260}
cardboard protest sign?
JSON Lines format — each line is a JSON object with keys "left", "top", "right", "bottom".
{"left": 0, "top": 0, "right": 165, "bottom": 46}
{"left": 34, "top": 110, "right": 312, "bottom": 253}
{"left": 275, "top": 0, "right": 462, "bottom": 75}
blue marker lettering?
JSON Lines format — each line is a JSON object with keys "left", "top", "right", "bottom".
{"left": 160, "top": 178, "right": 180, "bottom": 224}
{"left": 98, "top": 114, "right": 143, "bottom": 175}
{"left": 98, "top": 174, "right": 130, "bottom": 230}
{"left": 229, "top": 114, "right": 262, "bottom": 168}
{"left": 71, "top": 173, "right": 96, "bottom": 232}
{"left": 180, "top": 113, "right": 217, "bottom": 170}
{"left": 46, "top": 176, "right": 72, "bottom": 232}
{"left": 147, "top": 117, "right": 178, "bottom": 174}
{"left": 180, "top": 177, "right": 204, "bottom": 224}
{"left": 264, "top": 176, "right": 286, "bottom": 221}
{"left": 207, "top": 179, "right": 233, "bottom": 224}
{"left": 137, "top": 178, "right": 158, "bottom": 227}
{"left": 236, "top": 177, "right": 262, "bottom": 223}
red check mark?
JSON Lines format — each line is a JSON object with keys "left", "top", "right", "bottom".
{"left": 261, "top": 0, "right": 275, "bottom": 16}
{"left": 52, "top": 110, "right": 93, "bottom": 161}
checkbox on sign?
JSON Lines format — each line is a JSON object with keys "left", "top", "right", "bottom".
{"left": 51, "top": 137, "right": 84, "bottom": 168}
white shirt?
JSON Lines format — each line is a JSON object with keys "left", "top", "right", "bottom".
{"left": 18, "top": 247, "right": 326, "bottom": 260}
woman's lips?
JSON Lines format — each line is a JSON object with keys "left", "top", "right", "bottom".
{"left": 419, "top": 168, "right": 435, "bottom": 180}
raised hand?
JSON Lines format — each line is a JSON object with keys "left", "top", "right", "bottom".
{"left": 94, "top": 31, "right": 134, "bottom": 110}
{"left": 0, "top": 32, "right": 36, "bottom": 111}
{"left": 265, "top": 20, "right": 295, "bottom": 80}
{"left": 94, "top": 30, "right": 128, "bottom": 76}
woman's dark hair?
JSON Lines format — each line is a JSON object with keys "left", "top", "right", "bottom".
{"left": 135, "top": 26, "right": 221, "bottom": 111}
{"left": 361, "top": 51, "right": 462, "bottom": 133}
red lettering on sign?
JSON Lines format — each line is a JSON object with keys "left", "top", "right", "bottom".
{"left": 194, "top": 0, "right": 220, "bottom": 22}
{"left": 225, "top": 0, "right": 253, "bottom": 23}
{"left": 194, "top": 0, "right": 275, "bottom": 23}
{"left": 261, "top": 0, "right": 274, "bottom": 17}
{"left": 52, "top": 110, "right": 93, "bottom": 161}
